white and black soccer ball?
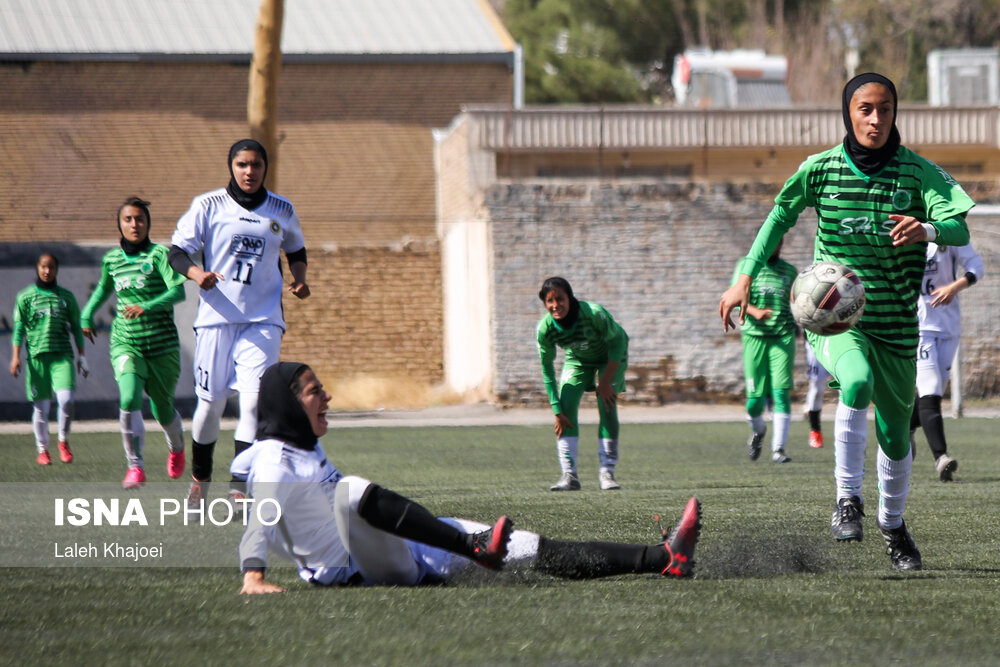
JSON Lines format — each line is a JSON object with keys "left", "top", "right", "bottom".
{"left": 790, "top": 261, "right": 866, "bottom": 335}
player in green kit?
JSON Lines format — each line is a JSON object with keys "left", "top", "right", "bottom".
{"left": 10, "top": 253, "right": 89, "bottom": 465}
{"left": 82, "top": 197, "right": 188, "bottom": 489}
{"left": 733, "top": 239, "right": 798, "bottom": 463}
{"left": 720, "top": 73, "right": 973, "bottom": 571}
{"left": 536, "top": 277, "right": 629, "bottom": 491}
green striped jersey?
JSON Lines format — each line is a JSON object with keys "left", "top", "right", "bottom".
{"left": 12, "top": 284, "right": 83, "bottom": 357}
{"left": 536, "top": 301, "right": 628, "bottom": 411}
{"left": 81, "top": 244, "right": 186, "bottom": 357}
{"left": 741, "top": 144, "right": 973, "bottom": 356}
{"left": 735, "top": 257, "right": 798, "bottom": 337}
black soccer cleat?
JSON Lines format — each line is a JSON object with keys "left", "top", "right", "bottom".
{"left": 655, "top": 497, "right": 702, "bottom": 578}
{"left": 471, "top": 515, "right": 513, "bottom": 570}
{"left": 747, "top": 431, "right": 765, "bottom": 461}
{"left": 831, "top": 496, "right": 864, "bottom": 542}
{"left": 879, "top": 520, "right": 922, "bottom": 571}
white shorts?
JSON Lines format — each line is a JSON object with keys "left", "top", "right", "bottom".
{"left": 333, "top": 476, "right": 539, "bottom": 585}
{"left": 916, "top": 333, "right": 959, "bottom": 398}
{"left": 192, "top": 323, "right": 282, "bottom": 401}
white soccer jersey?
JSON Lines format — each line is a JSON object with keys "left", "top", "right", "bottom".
{"left": 235, "top": 439, "right": 359, "bottom": 585}
{"left": 172, "top": 188, "right": 306, "bottom": 329}
{"left": 917, "top": 242, "right": 985, "bottom": 337}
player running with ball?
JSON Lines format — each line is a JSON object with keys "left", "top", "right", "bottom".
{"left": 82, "top": 197, "right": 188, "bottom": 489}
{"left": 720, "top": 73, "right": 973, "bottom": 571}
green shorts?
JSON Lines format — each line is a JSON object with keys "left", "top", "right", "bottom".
{"left": 111, "top": 345, "right": 181, "bottom": 412}
{"left": 24, "top": 352, "right": 75, "bottom": 401}
{"left": 559, "top": 356, "right": 628, "bottom": 395}
{"left": 741, "top": 332, "right": 794, "bottom": 399}
{"left": 806, "top": 328, "right": 915, "bottom": 457}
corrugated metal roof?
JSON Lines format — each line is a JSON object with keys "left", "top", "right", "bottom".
{"left": 0, "top": 0, "right": 516, "bottom": 59}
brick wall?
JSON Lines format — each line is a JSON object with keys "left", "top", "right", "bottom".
{"left": 280, "top": 244, "right": 444, "bottom": 388}
{"left": 484, "top": 181, "right": 1000, "bottom": 404}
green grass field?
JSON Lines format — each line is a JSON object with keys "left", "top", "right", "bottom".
{"left": 3, "top": 417, "right": 999, "bottom": 666}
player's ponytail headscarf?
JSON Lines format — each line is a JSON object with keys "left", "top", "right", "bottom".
{"left": 539, "top": 276, "right": 581, "bottom": 329}
{"left": 842, "top": 72, "right": 901, "bottom": 175}
{"left": 256, "top": 362, "right": 318, "bottom": 450}
{"left": 117, "top": 196, "right": 152, "bottom": 256}
{"left": 226, "top": 138, "right": 269, "bottom": 210}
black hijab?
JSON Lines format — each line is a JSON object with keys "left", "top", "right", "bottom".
{"left": 256, "top": 362, "right": 317, "bottom": 450}
{"left": 842, "top": 72, "right": 901, "bottom": 175}
{"left": 226, "top": 139, "right": 269, "bottom": 210}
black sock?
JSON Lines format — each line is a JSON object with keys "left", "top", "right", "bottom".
{"left": 909, "top": 398, "right": 921, "bottom": 432}
{"left": 918, "top": 395, "right": 948, "bottom": 459}
{"left": 808, "top": 410, "right": 822, "bottom": 432}
{"left": 191, "top": 440, "right": 215, "bottom": 482}
{"left": 357, "top": 483, "right": 476, "bottom": 558}
{"left": 230, "top": 440, "right": 253, "bottom": 488}
{"left": 534, "top": 537, "right": 663, "bottom": 579}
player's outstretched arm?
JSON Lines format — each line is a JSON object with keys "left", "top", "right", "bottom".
{"left": 240, "top": 570, "right": 284, "bottom": 595}
{"left": 720, "top": 274, "right": 752, "bottom": 332}
{"left": 9, "top": 346, "right": 21, "bottom": 377}
{"left": 288, "top": 260, "right": 310, "bottom": 299}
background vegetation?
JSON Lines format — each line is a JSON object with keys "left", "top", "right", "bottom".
{"left": 496, "top": 0, "right": 1000, "bottom": 104}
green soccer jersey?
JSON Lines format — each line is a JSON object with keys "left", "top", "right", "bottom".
{"left": 81, "top": 244, "right": 186, "bottom": 357}
{"left": 12, "top": 284, "right": 84, "bottom": 357}
{"left": 735, "top": 257, "right": 797, "bottom": 338}
{"left": 738, "top": 144, "right": 973, "bottom": 356}
{"left": 536, "top": 301, "right": 629, "bottom": 409}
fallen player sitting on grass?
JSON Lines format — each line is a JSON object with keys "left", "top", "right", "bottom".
{"left": 235, "top": 361, "right": 702, "bottom": 593}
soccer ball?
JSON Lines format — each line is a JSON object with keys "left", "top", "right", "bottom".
{"left": 790, "top": 261, "right": 866, "bottom": 335}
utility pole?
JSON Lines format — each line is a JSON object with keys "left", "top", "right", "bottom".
{"left": 248, "top": 0, "right": 283, "bottom": 190}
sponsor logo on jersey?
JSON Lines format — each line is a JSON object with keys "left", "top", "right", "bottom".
{"left": 239, "top": 216, "right": 261, "bottom": 224}
{"left": 891, "top": 189, "right": 912, "bottom": 211}
{"left": 231, "top": 234, "right": 265, "bottom": 258}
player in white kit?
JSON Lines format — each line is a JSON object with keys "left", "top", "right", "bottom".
{"left": 236, "top": 362, "right": 702, "bottom": 594}
{"left": 803, "top": 339, "right": 831, "bottom": 449}
{"left": 169, "top": 139, "right": 310, "bottom": 506}
{"left": 909, "top": 241, "right": 984, "bottom": 481}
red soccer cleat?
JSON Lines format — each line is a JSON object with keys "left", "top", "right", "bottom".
{"left": 471, "top": 515, "right": 514, "bottom": 570}
{"left": 123, "top": 466, "right": 146, "bottom": 489}
{"left": 37, "top": 450, "right": 52, "bottom": 466}
{"left": 167, "top": 450, "right": 185, "bottom": 479}
{"left": 809, "top": 430, "right": 824, "bottom": 449}
{"left": 657, "top": 497, "right": 702, "bottom": 578}
{"left": 58, "top": 440, "right": 73, "bottom": 463}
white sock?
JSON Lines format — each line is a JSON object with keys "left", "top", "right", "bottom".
{"left": 556, "top": 436, "right": 579, "bottom": 475}
{"left": 598, "top": 438, "right": 618, "bottom": 472}
{"left": 235, "top": 391, "right": 259, "bottom": 444}
{"left": 747, "top": 414, "right": 766, "bottom": 435}
{"left": 32, "top": 400, "right": 51, "bottom": 450}
{"left": 55, "top": 389, "right": 73, "bottom": 441}
{"left": 772, "top": 412, "right": 791, "bottom": 451}
{"left": 162, "top": 410, "right": 185, "bottom": 453}
{"left": 192, "top": 398, "right": 226, "bottom": 444}
{"left": 834, "top": 401, "right": 867, "bottom": 503}
{"left": 877, "top": 448, "right": 911, "bottom": 531}
{"left": 120, "top": 409, "right": 146, "bottom": 468}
